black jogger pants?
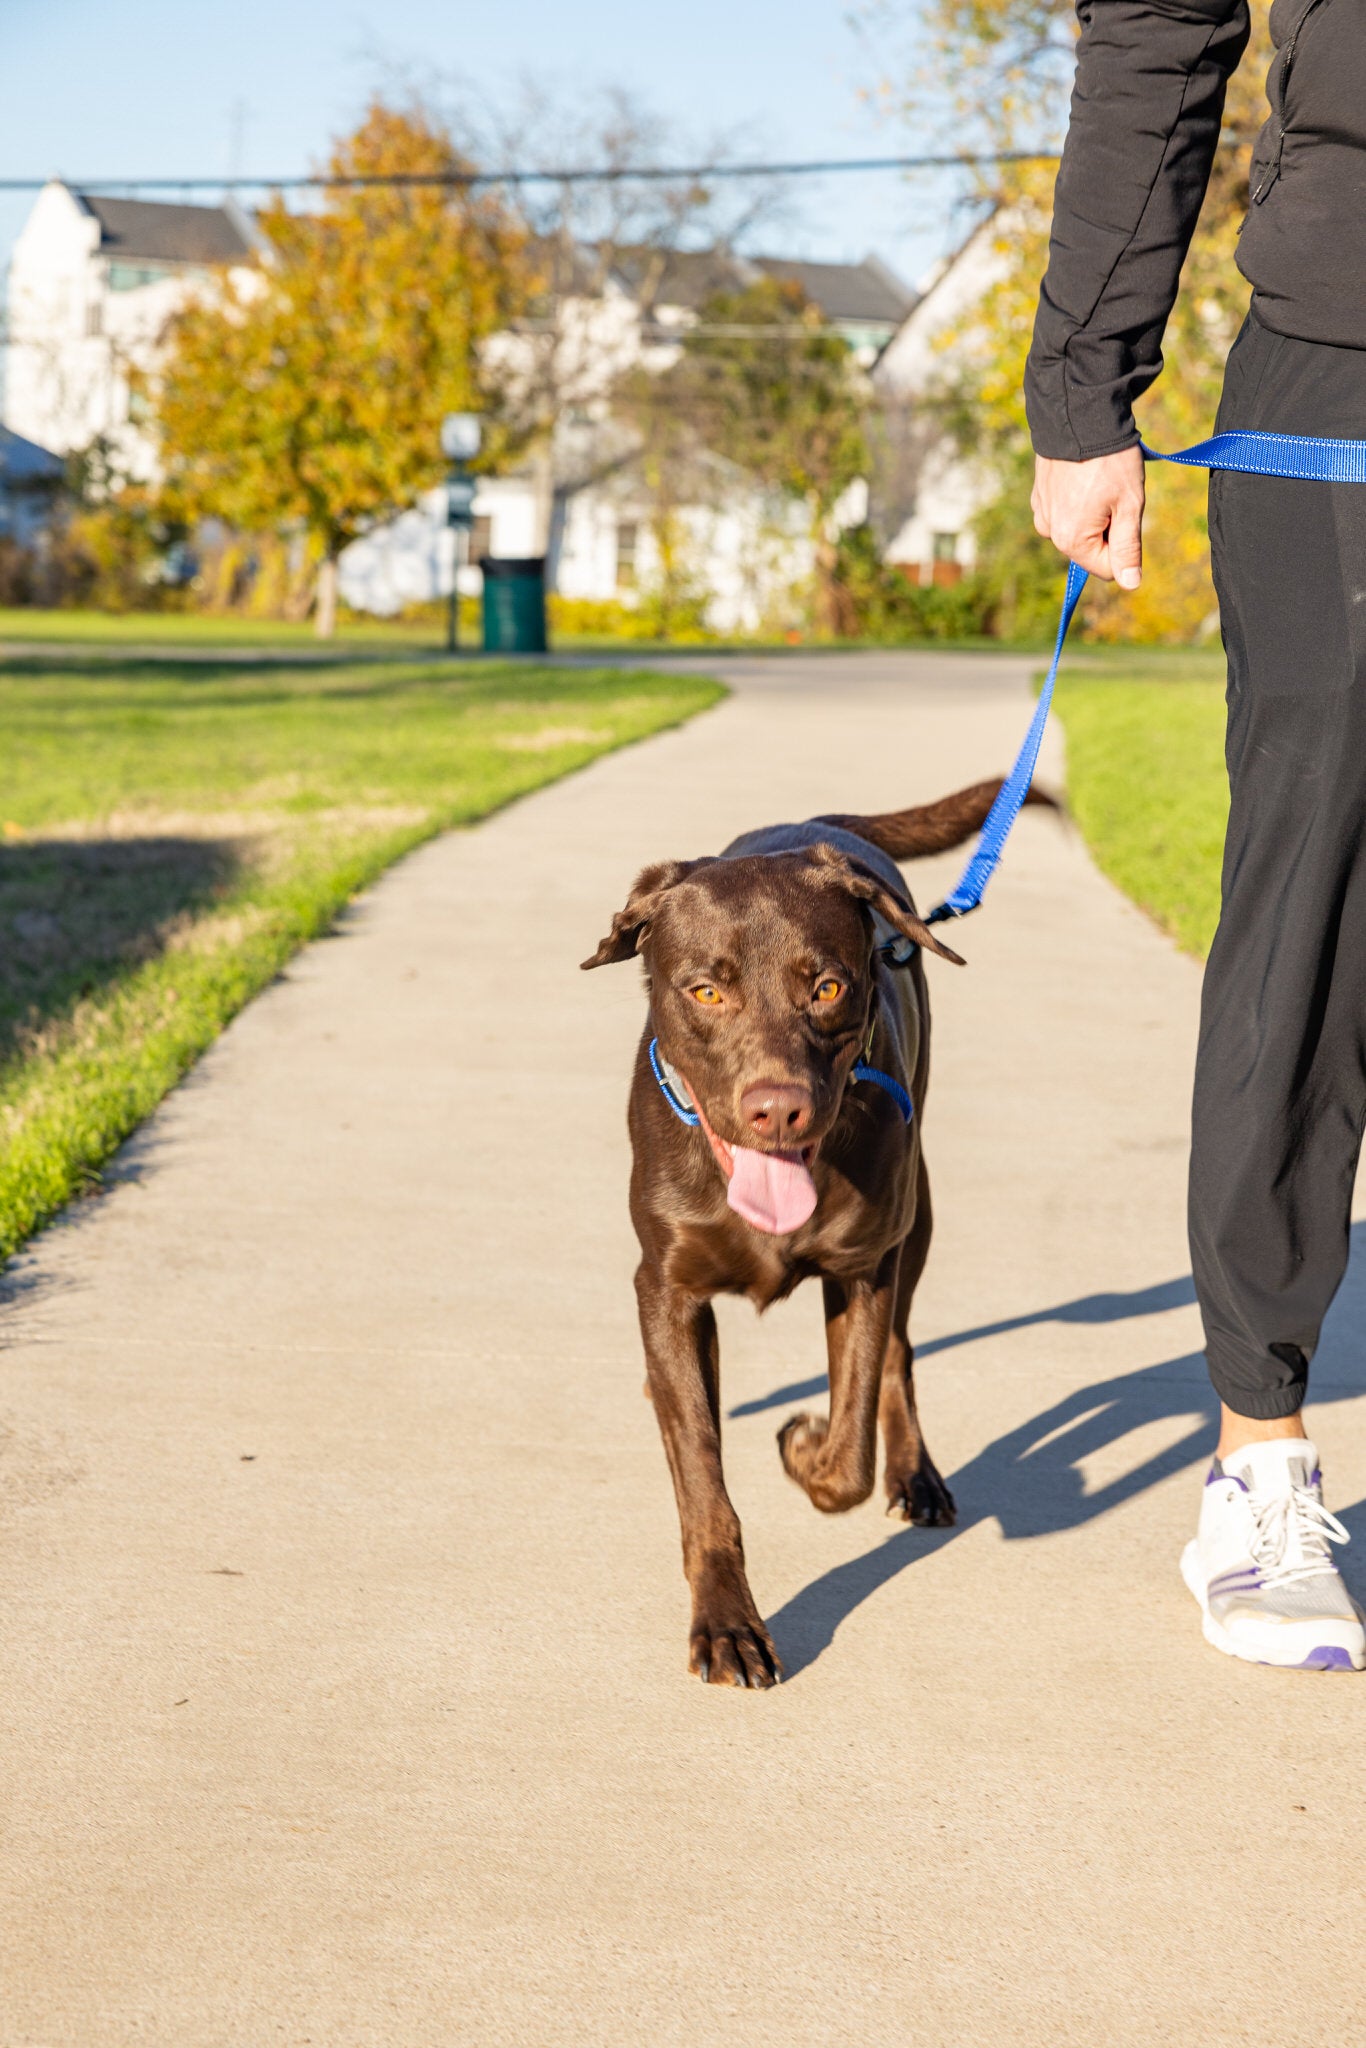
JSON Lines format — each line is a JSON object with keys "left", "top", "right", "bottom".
{"left": 1192, "top": 308, "right": 1366, "bottom": 1418}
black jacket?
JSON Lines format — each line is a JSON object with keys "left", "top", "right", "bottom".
{"left": 1026, "top": 0, "right": 1366, "bottom": 460}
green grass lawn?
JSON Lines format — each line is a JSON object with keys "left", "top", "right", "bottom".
{"left": 1053, "top": 645, "right": 1228, "bottom": 958}
{"left": 0, "top": 604, "right": 1061, "bottom": 659}
{"left": 0, "top": 605, "right": 455, "bottom": 650}
{"left": 0, "top": 649, "right": 722, "bottom": 1259}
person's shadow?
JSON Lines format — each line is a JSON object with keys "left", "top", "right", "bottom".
{"left": 755, "top": 1232, "right": 1366, "bottom": 1678}
{"left": 729, "top": 1273, "right": 1200, "bottom": 1421}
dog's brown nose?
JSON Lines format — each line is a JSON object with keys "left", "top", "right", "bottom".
{"left": 739, "top": 1080, "right": 813, "bottom": 1142}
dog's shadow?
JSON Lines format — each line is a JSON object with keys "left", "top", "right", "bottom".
{"left": 754, "top": 1234, "right": 1366, "bottom": 1680}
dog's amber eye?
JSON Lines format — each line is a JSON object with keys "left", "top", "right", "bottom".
{"left": 691, "top": 984, "right": 723, "bottom": 1005}
{"left": 814, "top": 978, "right": 843, "bottom": 1003}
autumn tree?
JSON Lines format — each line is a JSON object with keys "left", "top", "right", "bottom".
{"left": 623, "top": 277, "right": 869, "bottom": 630}
{"left": 151, "top": 100, "right": 531, "bottom": 634}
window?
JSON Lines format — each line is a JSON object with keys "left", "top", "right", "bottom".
{"left": 107, "top": 262, "right": 171, "bottom": 293}
{"left": 932, "top": 531, "right": 958, "bottom": 563}
{"left": 616, "top": 520, "right": 639, "bottom": 589}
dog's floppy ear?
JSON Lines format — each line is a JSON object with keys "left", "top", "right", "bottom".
{"left": 580, "top": 858, "right": 711, "bottom": 969}
{"left": 803, "top": 843, "right": 966, "bottom": 966}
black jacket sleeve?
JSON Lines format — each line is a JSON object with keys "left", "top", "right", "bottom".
{"left": 1025, "top": 0, "right": 1250, "bottom": 460}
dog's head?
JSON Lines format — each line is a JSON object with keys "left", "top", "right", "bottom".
{"left": 582, "top": 845, "right": 962, "bottom": 1228}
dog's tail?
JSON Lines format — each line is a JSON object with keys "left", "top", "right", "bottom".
{"left": 818, "top": 778, "right": 1059, "bottom": 862}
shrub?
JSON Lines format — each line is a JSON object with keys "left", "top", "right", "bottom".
{"left": 0, "top": 536, "right": 36, "bottom": 606}
{"left": 829, "top": 524, "right": 993, "bottom": 641}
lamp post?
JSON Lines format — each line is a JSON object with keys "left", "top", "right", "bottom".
{"left": 440, "top": 411, "right": 482, "bottom": 654}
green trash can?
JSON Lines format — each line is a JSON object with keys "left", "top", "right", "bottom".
{"left": 481, "top": 556, "right": 548, "bottom": 654}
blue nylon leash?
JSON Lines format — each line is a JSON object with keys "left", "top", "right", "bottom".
{"left": 1142, "top": 429, "right": 1366, "bottom": 484}
{"left": 927, "top": 556, "right": 1088, "bottom": 924}
{"left": 927, "top": 428, "right": 1366, "bottom": 925}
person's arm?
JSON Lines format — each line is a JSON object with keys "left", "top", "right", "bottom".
{"left": 1026, "top": 0, "right": 1250, "bottom": 582}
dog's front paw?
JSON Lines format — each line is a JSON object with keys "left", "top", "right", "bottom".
{"left": 885, "top": 1456, "right": 956, "bottom": 1526}
{"left": 689, "top": 1609, "right": 782, "bottom": 1688}
{"left": 689, "top": 1564, "right": 782, "bottom": 1688}
{"left": 777, "top": 1413, "right": 871, "bottom": 1513}
{"left": 777, "top": 1410, "right": 828, "bottom": 1485}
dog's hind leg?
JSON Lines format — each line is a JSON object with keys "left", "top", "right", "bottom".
{"left": 879, "top": 1159, "right": 956, "bottom": 1526}
{"left": 635, "top": 1263, "right": 782, "bottom": 1688}
{"left": 778, "top": 1245, "right": 898, "bottom": 1513}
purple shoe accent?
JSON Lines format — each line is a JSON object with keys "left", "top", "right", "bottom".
{"left": 1311, "top": 1466, "right": 1322, "bottom": 1488}
{"left": 1289, "top": 1645, "right": 1359, "bottom": 1672}
{"left": 1206, "top": 1461, "right": 1248, "bottom": 1491}
{"left": 1207, "top": 1571, "right": 1264, "bottom": 1595}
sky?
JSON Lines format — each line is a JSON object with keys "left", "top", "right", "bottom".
{"left": 0, "top": 0, "right": 971, "bottom": 295}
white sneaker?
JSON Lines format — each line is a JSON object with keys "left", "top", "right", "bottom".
{"left": 1180, "top": 1438, "right": 1365, "bottom": 1672}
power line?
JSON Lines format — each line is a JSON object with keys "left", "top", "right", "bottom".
{"left": 0, "top": 134, "right": 1254, "bottom": 196}
{"left": 0, "top": 150, "right": 1069, "bottom": 196}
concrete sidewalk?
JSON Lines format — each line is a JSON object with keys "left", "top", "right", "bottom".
{"left": 3, "top": 650, "right": 1364, "bottom": 2046}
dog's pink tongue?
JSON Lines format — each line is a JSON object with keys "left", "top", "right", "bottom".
{"left": 726, "top": 1146, "right": 818, "bottom": 1235}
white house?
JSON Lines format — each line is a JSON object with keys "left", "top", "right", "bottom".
{"left": 3, "top": 182, "right": 260, "bottom": 479}
{"left": 872, "top": 213, "right": 1010, "bottom": 584}
{"left": 343, "top": 243, "right": 910, "bottom": 630}
{"left": 1, "top": 180, "right": 999, "bottom": 627}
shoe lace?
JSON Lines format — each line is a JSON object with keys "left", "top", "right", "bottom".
{"left": 1246, "top": 1480, "right": 1351, "bottom": 1589}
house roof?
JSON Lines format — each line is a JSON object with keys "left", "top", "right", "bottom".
{"left": 609, "top": 246, "right": 915, "bottom": 326}
{"left": 60, "top": 189, "right": 911, "bottom": 324}
{"left": 0, "top": 427, "right": 64, "bottom": 488}
{"left": 527, "top": 240, "right": 747, "bottom": 308}
{"left": 611, "top": 245, "right": 757, "bottom": 311}
{"left": 74, "top": 193, "right": 255, "bottom": 266}
{"left": 749, "top": 256, "right": 915, "bottom": 327}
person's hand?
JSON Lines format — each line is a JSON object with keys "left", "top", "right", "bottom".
{"left": 1031, "top": 447, "right": 1146, "bottom": 589}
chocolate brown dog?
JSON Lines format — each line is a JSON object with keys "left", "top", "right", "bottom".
{"left": 583, "top": 779, "right": 1047, "bottom": 1687}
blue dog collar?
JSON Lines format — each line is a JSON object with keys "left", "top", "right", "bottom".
{"left": 648, "top": 1037, "right": 700, "bottom": 1126}
{"left": 850, "top": 1058, "right": 914, "bottom": 1123}
{"left": 648, "top": 1036, "right": 912, "bottom": 1129}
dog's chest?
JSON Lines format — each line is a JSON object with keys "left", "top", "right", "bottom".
{"left": 682, "top": 1193, "right": 907, "bottom": 1308}
{"left": 742, "top": 1241, "right": 813, "bottom": 1310}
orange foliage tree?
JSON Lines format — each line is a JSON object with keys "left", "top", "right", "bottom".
{"left": 151, "top": 101, "right": 531, "bottom": 633}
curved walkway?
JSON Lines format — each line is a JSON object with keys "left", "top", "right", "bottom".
{"left": 3, "top": 650, "right": 1364, "bottom": 2045}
